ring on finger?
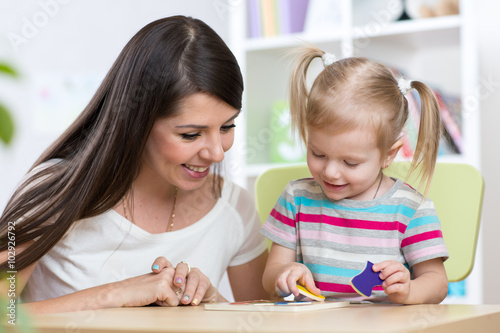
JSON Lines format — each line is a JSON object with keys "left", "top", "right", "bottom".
{"left": 175, "top": 288, "right": 182, "bottom": 296}
{"left": 180, "top": 261, "right": 191, "bottom": 274}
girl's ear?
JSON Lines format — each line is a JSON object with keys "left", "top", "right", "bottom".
{"left": 383, "top": 139, "right": 404, "bottom": 168}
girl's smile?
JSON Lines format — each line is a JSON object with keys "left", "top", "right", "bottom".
{"left": 323, "top": 181, "right": 349, "bottom": 192}
{"left": 307, "top": 127, "right": 385, "bottom": 201}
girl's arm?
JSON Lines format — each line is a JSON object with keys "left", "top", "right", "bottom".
{"left": 262, "top": 243, "right": 320, "bottom": 298}
{"left": 374, "top": 258, "right": 448, "bottom": 304}
{"left": 227, "top": 250, "right": 269, "bottom": 301}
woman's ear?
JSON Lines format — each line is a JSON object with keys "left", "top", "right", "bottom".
{"left": 383, "top": 140, "right": 404, "bottom": 168}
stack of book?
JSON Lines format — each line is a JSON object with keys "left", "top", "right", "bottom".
{"left": 401, "top": 87, "right": 462, "bottom": 159}
{"left": 247, "top": 0, "right": 309, "bottom": 38}
{"left": 388, "top": 67, "right": 462, "bottom": 159}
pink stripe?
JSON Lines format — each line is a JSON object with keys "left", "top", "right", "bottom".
{"left": 270, "top": 208, "right": 296, "bottom": 228}
{"left": 262, "top": 223, "right": 296, "bottom": 243}
{"left": 316, "top": 281, "right": 356, "bottom": 293}
{"left": 297, "top": 212, "right": 407, "bottom": 233}
{"left": 401, "top": 230, "right": 443, "bottom": 248}
{"left": 299, "top": 229, "right": 399, "bottom": 248}
{"left": 404, "top": 244, "right": 448, "bottom": 263}
{"left": 316, "top": 282, "right": 385, "bottom": 295}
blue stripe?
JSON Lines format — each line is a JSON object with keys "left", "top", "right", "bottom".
{"left": 303, "top": 263, "right": 359, "bottom": 278}
{"left": 296, "top": 197, "right": 415, "bottom": 217}
{"left": 407, "top": 215, "right": 440, "bottom": 229}
{"left": 300, "top": 262, "right": 411, "bottom": 277}
{"left": 277, "top": 196, "right": 296, "bottom": 216}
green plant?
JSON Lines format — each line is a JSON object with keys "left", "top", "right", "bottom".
{"left": 0, "top": 62, "right": 17, "bottom": 145}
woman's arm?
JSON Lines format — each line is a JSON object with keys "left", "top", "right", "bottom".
{"left": 227, "top": 250, "right": 269, "bottom": 301}
{"left": 1, "top": 241, "right": 36, "bottom": 294}
{"left": 19, "top": 268, "right": 182, "bottom": 314}
{"left": 2, "top": 246, "right": 182, "bottom": 314}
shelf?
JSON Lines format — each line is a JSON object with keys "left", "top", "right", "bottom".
{"left": 352, "top": 15, "right": 461, "bottom": 39}
{"left": 245, "top": 30, "right": 344, "bottom": 52}
{"left": 244, "top": 15, "right": 461, "bottom": 53}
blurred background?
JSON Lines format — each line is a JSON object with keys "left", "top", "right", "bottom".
{"left": 0, "top": 0, "right": 498, "bottom": 304}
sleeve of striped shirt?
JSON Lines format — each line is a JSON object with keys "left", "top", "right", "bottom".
{"left": 260, "top": 181, "right": 298, "bottom": 250}
{"left": 400, "top": 197, "right": 449, "bottom": 267}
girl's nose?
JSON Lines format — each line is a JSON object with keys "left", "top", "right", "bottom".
{"left": 324, "top": 162, "right": 341, "bottom": 180}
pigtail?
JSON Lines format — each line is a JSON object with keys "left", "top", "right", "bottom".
{"left": 408, "top": 81, "right": 442, "bottom": 197}
{"left": 289, "top": 46, "right": 324, "bottom": 144}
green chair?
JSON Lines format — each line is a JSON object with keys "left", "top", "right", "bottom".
{"left": 254, "top": 162, "right": 484, "bottom": 282}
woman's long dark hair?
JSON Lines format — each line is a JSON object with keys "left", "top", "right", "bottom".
{"left": 0, "top": 16, "right": 243, "bottom": 271}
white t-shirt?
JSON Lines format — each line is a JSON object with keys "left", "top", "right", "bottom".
{"left": 21, "top": 179, "right": 267, "bottom": 302}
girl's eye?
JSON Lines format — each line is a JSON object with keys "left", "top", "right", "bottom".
{"left": 344, "top": 161, "right": 359, "bottom": 167}
{"left": 181, "top": 133, "right": 201, "bottom": 141}
{"left": 221, "top": 124, "right": 236, "bottom": 132}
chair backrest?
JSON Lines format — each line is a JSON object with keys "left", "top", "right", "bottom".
{"left": 254, "top": 162, "right": 484, "bottom": 282}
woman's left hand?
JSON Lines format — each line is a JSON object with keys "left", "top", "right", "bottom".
{"left": 372, "top": 260, "right": 411, "bottom": 304}
{"left": 151, "top": 256, "right": 220, "bottom": 305}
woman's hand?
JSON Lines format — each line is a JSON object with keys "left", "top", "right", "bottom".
{"left": 274, "top": 262, "right": 320, "bottom": 299}
{"left": 115, "top": 266, "right": 181, "bottom": 307}
{"left": 372, "top": 260, "right": 411, "bottom": 304}
{"left": 151, "top": 256, "right": 220, "bottom": 305}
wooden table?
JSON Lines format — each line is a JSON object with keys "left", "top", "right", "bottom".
{"left": 8, "top": 303, "right": 500, "bottom": 333}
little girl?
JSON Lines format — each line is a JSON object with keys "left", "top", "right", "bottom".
{"left": 261, "top": 46, "right": 449, "bottom": 304}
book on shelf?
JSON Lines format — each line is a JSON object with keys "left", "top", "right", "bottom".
{"left": 247, "top": 0, "right": 262, "bottom": 38}
{"left": 247, "top": 0, "right": 309, "bottom": 38}
{"left": 278, "top": 0, "right": 309, "bottom": 35}
{"left": 260, "top": 0, "right": 277, "bottom": 37}
{"left": 435, "top": 90, "right": 462, "bottom": 153}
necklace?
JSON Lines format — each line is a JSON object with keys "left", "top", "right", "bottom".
{"left": 373, "top": 172, "right": 383, "bottom": 199}
{"left": 122, "top": 187, "right": 179, "bottom": 232}
{"left": 167, "top": 187, "right": 178, "bottom": 232}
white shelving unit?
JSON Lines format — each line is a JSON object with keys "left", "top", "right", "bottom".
{"left": 227, "top": 0, "right": 481, "bottom": 304}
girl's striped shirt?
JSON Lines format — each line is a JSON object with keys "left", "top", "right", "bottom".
{"left": 261, "top": 178, "right": 449, "bottom": 302}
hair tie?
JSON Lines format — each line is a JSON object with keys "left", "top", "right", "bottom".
{"left": 397, "top": 77, "right": 412, "bottom": 95}
{"left": 322, "top": 52, "right": 337, "bottom": 67}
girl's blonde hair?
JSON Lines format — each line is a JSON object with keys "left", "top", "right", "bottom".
{"left": 289, "top": 45, "right": 441, "bottom": 196}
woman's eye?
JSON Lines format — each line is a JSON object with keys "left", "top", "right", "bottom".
{"left": 181, "top": 133, "right": 201, "bottom": 141}
{"left": 311, "top": 151, "right": 325, "bottom": 158}
{"left": 221, "top": 124, "right": 236, "bottom": 132}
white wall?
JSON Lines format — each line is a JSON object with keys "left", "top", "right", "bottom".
{"left": 0, "top": 0, "right": 231, "bottom": 210}
{"left": 477, "top": 1, "right": 500, "bottom": 304}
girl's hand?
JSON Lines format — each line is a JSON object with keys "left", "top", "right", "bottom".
{"left": 151, "top": 256, "right": 219, "bottom": 306}
{"left": 274, "top": 262, "right": 320, "bottom": 299}
{"left": 372, "top": 260, "right": 411, "bottom": 304}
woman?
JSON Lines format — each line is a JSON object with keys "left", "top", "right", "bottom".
{"left": 0, "top": 16, "right": 268, "bottom": 314}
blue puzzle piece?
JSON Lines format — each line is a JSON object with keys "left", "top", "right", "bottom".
{"left": 350, "top": 261, "right": 384, "bottom": 297}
